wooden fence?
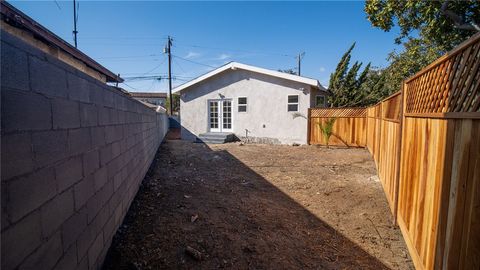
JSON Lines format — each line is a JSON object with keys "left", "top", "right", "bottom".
{"left": 308, "top": 33, "right": 480, "bottom": 270}
{"left": 309, "top": 108, "right": 367, "bottom": 147}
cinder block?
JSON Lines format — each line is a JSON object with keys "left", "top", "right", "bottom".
{"left": 55, "top": 156, "right": 83, "bottom": 192}
{"left": 102, "top": 90, "right": 114, "bottom": 108}
{"left": 80, "top": 104, "right": 98, "bottom": 127}
{"left": 61, "top": 207, "right": 87, "bottom": 251}
{"left": 68, "top": 128, "right": 92, "bottom": 156}
{"left": 52, "top": 98, "right": 81, "bottom": 129}
{"left": 88, "top": 233, "right": 104, "bottom": 269}
{"left": 101, "top": 179, "right": 114, "bottom": 208}
{"left": 2, "top": 190, "right": 10, "bottom": 231}
{"left": 73, "top": 175, "right": 95, "bottom": 210}
{"left": 85, "top": 191, "right": 102, "bottom": 224}
{"left": 67, "top": 73, "right": 90, "bottom": 103}
{"left": 113, "top": 171, "right": 123, "bottom": 191}
{"left": 106, "top": 156, "right": 121, "bottom": 179}
{"left": 103, "top": 214, "right": 116, "bottom": 245}
{"left": 1, "top": 41, "right": 29, "bottom": 91}
{"left": 90, "top": 126, "right": 106, "bottom": 148}
{"left": 19, "top": 231, "right": 63, "bottom": 270}
{"left": 76, "top": 254, "right": 88, "bottom": 270}
{"left": 99, "top": 144, "right": 113, "bottom": 166}
{"left": 89, "top": 85, "right": 103, "bottom": 106}
{"left": 104, "top": 126, "right": 116, "bottom": 144}
{"left": 109, "top": 108, "right": 119, "bottom": 125}
{"left": 118, "top": 110, "right": 125, "bottom": 123}
{"left": 92, "top": 204, "right": 109, "bottom": 234}
{"left": 53, "top": 243, "right": 78, "bottom": 270}
{"left": 93, "top": 166, "right": 107, "bottom": 192}
{"left": 75, "top": 224, "right": 95, "bottom": 262}
{"left": 40, "top": 189, "right": 75, "bottom": 237}
{"left": 1, "top": 133, "right": 35, "bottom": 180}
{"left": 111, "top": 141, "right": 121, "bottom": 159}
{"left": 95, "top": 244, "right": 109, "bottom": 270}
{"left": 6, "top": 167, "right": 56, "bottom": 223}
{"left": 1, "top": 211, "right": 42, "bottom": 270}
{"left": 83, "top": 150, "right": 100, "bottom": 176}
{"left": 32, "top": 130, "right": 68, "bottom": 168}
{"left": 29, "top": 56, "right": 67, "bottom": 98}
{"left": 1, "top": 89, "right": 52, "bottom": 132}
{"left": 98, "top": 106, "right": 110, "bottom": 126}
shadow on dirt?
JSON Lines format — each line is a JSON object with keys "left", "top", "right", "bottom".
{"left": 102, "top": 140, "right": 391, "bottom": 269}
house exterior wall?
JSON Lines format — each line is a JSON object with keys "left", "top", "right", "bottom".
{"left": 179, "top": 69, "right": 320, "bottom": 145}
{"left": 1, "top": 31, "right": 169, "bottom": 270}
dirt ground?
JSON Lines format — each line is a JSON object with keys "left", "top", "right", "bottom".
{"left": 103, "top": 139, "right": 413, "bottom": 270}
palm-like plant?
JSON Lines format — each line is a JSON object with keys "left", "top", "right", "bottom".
{"left": 318, "top": 118, "right": 336, "bottom": 148}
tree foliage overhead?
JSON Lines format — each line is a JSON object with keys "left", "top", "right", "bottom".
{"left": 328, "top": 43, "right": 377, "bottom": 107}
{"left": 365, "top": 0, "right": 480, "bottom": 50}
{"left": 365, "top": 0, "right": 480, "bottom": 94}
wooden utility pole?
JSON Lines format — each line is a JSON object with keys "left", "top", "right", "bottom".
{"left": 297, "top": 52, "right": 305, "bottom": 76}
{"left": 166, "top": 36, "right": 173, "bottom": 115}
{"left": 73, "top": 0, "right": 78, "bottom": 48}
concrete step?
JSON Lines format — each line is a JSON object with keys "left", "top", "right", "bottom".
{"left": 198, "top": 132, "right": 235, "bottom": 144}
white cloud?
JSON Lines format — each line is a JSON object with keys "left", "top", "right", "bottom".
{"left": 217, "top": 53, "right": 231, "bottom": 60}
{"left": 185, "top": 51, "right": 201, "bottom": 59}
{"left": 319, "top": 67, "right": 326, "bottom": 72}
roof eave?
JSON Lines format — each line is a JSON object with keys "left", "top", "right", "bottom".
{"left": 0, "top": 1, "right": 123, "bottom": 83}
{"left": 173, "top": 62, "right": 323, "bottom": 93}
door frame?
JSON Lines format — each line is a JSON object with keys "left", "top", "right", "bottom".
{"left": 207, "top": 99, "right": 233, "bottom": 133}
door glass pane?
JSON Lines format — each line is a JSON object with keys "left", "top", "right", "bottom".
{"left": 209, "top": 101, "right": 218, "bottom": 129}
{"left": 223, "top": 100, "right": 232, "bottom": 129}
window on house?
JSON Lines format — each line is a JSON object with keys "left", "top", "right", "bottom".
{"left": 315, "top": 95, "right": 326, "bottom": 108}
{"left": 238, "top": 97, "right": 247, "bottom": 112}
{"left": 287, "top": 95, "right": 299, "bottom": 112}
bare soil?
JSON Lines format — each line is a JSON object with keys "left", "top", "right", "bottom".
{"left": 103, "top": 140, "right": 413, "bottom": 269}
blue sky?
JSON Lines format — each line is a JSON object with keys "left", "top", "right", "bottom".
{"left": 11, "top": 1, "right": 401, "bottom": 92}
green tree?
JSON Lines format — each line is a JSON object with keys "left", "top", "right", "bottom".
{"left": 359, "top": 67, "right": 390, "bottom": 105}
{"left": 365, "top": 0, "right": 480, "bottom": 92}
{"left": 165, "top": 94, "right": 180, "bottom": 115}
{"left": 328, "top": 43, "right": 373, "bottom": 107}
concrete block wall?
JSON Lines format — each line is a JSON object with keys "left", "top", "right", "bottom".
{"left": 1, "top": 31, "right": 169, "bottom": 270}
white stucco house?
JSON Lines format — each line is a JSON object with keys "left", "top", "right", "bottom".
{"left": 173, "top": 62, "right": 328, "bottom": 145}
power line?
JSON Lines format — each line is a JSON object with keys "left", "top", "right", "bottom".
{"left": 120, "top": 82, "right": 140, "bottom": 91}
{"left": 175, "top": 42, "right": 296, "bottom": 58}
{"left": 138, "top": 57, "right": 168, "bottom": 76}
{"left": 173, "top": 54, "right": 216, "bottom": 68}
{"left": 53, "top": 0, "right": 61, "bottom": 10}
{"left": 172, "top": 57, "right": 187, "bottom": 74}
{"left": 95, "top": 54, "right": 159, "bottom": 60}
{"left": 81, "top": 37, "right": 169, "bottom": 40}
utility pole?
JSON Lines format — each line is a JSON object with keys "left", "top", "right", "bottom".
{"left": 73, "top": 0, "right": 78, "bottom": 48}
{"left": 166, "top": 36, "right": 173, "bottom": 115}
{"left": 297, "top": 52, "right": 305, "bottom": 76}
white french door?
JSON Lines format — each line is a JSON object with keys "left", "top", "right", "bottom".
{"left": 208, "top": 99, "right": 232, "bottom": 132}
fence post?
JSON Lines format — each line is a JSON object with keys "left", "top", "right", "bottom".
{"left": 393, "top": 83, "right": 405, "bottom": 225}
{"left": 307, "top": 108, "right": 311, "bottom": 145}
